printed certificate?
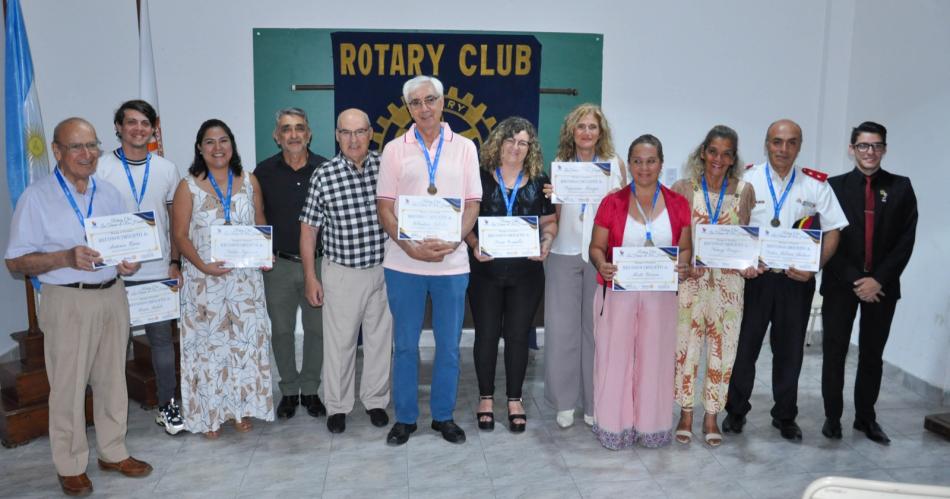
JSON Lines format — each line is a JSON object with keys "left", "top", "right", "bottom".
{"left": 693, "top": 225, "right": 760, "bottom": 270}
{"left": 210, "top": 225, "right": 273, "bottom": 268}
{"left": 612, "top": 246, "right": 679, "bottom": 292}
{"left": 759, "top": 227, "right": 822, "bottom": 272}
{"left": 126, "top": 279, "right": 180, "bottom": 327}
{"left": 550, "top": 161, "right": 612, "bottom": 204}
{"left": 477, "top": 216, "right": 540, "bottom": 258}
{"left": 85, "top": 211, "right": 162, "bottom": 268}
{"left": 397, "top": 196, "right": 463, "bottom": 242}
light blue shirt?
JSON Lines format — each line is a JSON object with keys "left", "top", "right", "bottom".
{"left": 5, "top": 170, "right": 128, "bottom": 285}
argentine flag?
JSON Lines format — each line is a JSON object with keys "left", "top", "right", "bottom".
{"left": 5, "top": 0, "right": 50, "bottom": 208}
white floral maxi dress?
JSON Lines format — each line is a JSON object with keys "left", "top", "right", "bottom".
{"left": 180, "top": 171, "right": 274, "bottom": 433}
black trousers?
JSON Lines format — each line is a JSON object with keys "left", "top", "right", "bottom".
{"left": 725, "top": 271, "right": 815, "bottom": 421}
{"left": 821, "top": 289, "right": 897, "bottom": 422}
{"left": 469, "top": 265, "right": 544, "bottom": 399}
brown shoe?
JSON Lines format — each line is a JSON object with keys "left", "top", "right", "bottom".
{"left": 97, "top": 456, "right": 153, "bottom": 478}
{"left": 58, "top": 473, "right": 93, "bottom": 496}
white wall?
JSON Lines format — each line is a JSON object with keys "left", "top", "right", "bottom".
{"left": 1, "top": 0, "right": 945, "bottom": 392}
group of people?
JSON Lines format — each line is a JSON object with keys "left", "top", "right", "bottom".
{"left": 3, "top": 74, "right": 917, "bottom": 496}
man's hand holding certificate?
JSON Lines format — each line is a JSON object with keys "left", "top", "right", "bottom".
{"left": 759, "top": 227, "right": 822, "bottom": 272}
{"left": 397, "top": 196, "right": 463, "bottom": 242}
{"left": 693, "top": 225, "right": 760, "bottom": 270}
{"left": 84, "top": 211, "right": 163, "bottom": 268}
{"left": 126, "top": 279, "right": 181, "bottom": 327}
{"left": 477, "top": 216, "right": 540, "bottom": 258}
{"left": 210, "top": 225, "right": 273, "bottom": 268}
{"left": 550, "top": 161, "right": 611, "bottom": 204}
{"left": 612, "top": 246, "right": 679, "bottom": 292}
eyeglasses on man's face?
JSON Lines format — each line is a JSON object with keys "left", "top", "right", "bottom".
{"left": 337, "top": 128, "right": 370, "bottom": 139}
{"left": 854, "top": 142, "right": 886, "bottom": 153}
{"left": 58, "top": 141, "right": 101, "bottom": 154}
{"left": 407, "top": 95, "right": 441, "bottom": 109}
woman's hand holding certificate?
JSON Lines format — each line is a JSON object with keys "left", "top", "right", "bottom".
{"left": 84, "top": 211, "right": 163, "bottom": 268}
{"left": 210, "top": 225, "right": 273, "bottom": 268}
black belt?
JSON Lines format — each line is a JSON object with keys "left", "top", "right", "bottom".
{"left": 59, "top": 278, "right": 117, "bottom": 290}
{"left": 275, "top": 251, "right": 303, "bottom": 263}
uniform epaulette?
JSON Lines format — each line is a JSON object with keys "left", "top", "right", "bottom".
{"left": 801, "top": 167, "right": 828, "bottom": 182}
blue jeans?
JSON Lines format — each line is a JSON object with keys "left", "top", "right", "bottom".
{"left": 384, "top": 269, "right": 468, "bottom": 423}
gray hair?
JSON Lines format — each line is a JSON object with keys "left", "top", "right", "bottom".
{"left": 274, "top": 107, "right": 309, "bottom": 128}
{"left": 402, "top": 76, "right": 444, "bottom": 102}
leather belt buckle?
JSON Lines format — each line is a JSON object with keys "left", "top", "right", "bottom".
{"left": 275, "top": 251, "right": 303, "bottom": 263}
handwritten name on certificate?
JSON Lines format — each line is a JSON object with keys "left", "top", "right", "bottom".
{"left": 612, "top": 246, "right": 679, "bottom": 292}
{"left": 126, "top": 279, "right": 180, "bottom": 327}
{"left": 693, "top": 225, "right": 760, "bottom": 270}
{"left": 759, "top": 228, "right": 822, "bottom": 272}
{"left": 210, "top": 225, "right": 273, "bottom": 268}
{"left": 85, "top": 211, "right": 162, "bottom": 268}
{"left": 478, "top": 216, "right": 540, "bottom": 258}
{"left": 397, "top": 196, "right": 463, "bottom": 242}
{"left": 550, "top": 162, "right": 612, "bottom": 204}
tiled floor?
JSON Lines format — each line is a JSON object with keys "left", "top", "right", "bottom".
{"left": 2, "top": 338, "right": 949, "bottom": 498}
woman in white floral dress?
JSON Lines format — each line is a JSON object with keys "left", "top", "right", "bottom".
{"left": 172, "top": 119, "right": 274, "bottom": 438}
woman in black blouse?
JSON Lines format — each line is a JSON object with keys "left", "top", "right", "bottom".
{"left": 465, "top": 116, "right": 557, "bottom": 433}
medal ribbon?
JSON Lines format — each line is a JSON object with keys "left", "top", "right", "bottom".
{"left": 414, "top": 126, "right": 444, "bottom": 191}
{"left": 495, "top": 167, "right": 525, "bottom": 216}
{"left": 630, "top": 181, "right": 661, "bottom": 244}
{"left": 207, "top": 169, "right": 234, "bottom": 224}
{"left": 701, "top": 174, "right": 728, "bottom": 225}
{"left": 118, "top": 148, "right": 150, "bottom": 211}
{"left": 54, "top": 167, "right": 96, "bottom": 228}
{"left": 765, "top": 163, "right": 796, "bottom": 225}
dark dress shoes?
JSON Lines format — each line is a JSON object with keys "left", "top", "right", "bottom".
{"left": 98, "top": 457, "right": 153, "bottom": 477}
{"left": 822, "top": 418, "right": 843, "bottom": 439}
{"left": 772, "top": 419, "right": 803, "bottom": 440}
{"left": 301, "top": 394, "right": 327, "bottom": 418}
{"left": 722, "top": 413, "right": 746, "bottom": 434}
{"left": 854, "top": 419, "right": 891, "bottom": 445}
{"left": 386, "top": 422, "right": 417, "bottom": 446}
{"left": 431, "top": 419, "right": 466, "bottom": 444}
{"left": 276, "top": 395, "right": 300, "bottom": 419}
{"left": 327, "top": 413, "right": 346, "bottom": 433}
{"left": 58, "top": 473, "right": 92, "bottom": 496}
{"left": 366, "top": 408, "right": 389, "bottom": 427}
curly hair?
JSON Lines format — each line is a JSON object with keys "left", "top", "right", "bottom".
{"left": 554, "top": 103, "right": 617, "bottom": 161}
{"left": 684, "top": 125, "right": 743, "bottom": 183}
{"left": 188, "top": 119, "right": 243, "bottom": 179}
{"left": 479, "top": 116, "right": 544, "bottom": 179}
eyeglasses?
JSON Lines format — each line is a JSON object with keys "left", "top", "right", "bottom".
{"left": 337, "top": 128, "right": 370, "bottom": 139}
{"left": 407, "top": 95, "right": 441, "bottom": 109}
{"left": 854, "top": 142, "right": 886, "bottom": 153}
{"left": 58, "top": 141, "right": 101, "bottom": 154}
{"left": 503, "top": 138, "right": 532, "bottom": 149}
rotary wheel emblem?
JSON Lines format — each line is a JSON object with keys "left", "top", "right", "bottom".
{"left": 372, "top": 86, "right": 497, "bottom": 152}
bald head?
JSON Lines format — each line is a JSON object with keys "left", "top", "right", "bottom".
{"left": 53, "top": 117, "right": 96, "bottom": 145}
{"left": 765, "top": 119, "right": 803, "bottom": 175}
{"left": 335, "top": 108, "right": 372, "bottom": 166}
{"left": 766, "top": 119, "right": 802, "bottom": 141}
{"left": 336, "top": 108, "right": 371, "bottom": 129}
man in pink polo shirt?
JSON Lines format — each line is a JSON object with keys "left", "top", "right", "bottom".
{"left": 376, "top": 75, "right": 481, "bottom": 445}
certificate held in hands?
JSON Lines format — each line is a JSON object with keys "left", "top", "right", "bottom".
{"left": 84, "top": 211, "right": 163, "bottom": 268}
{"left": 693, "top": 225, "right": 760, "bottom": 270}
{"left": 210, "top": 225, "right": 273, "bottom": 268}
{"left": 126, "top": 279, "right": 180, "bottom": 327}
{"left": 478, "top": 216, "right": 540, "bottom": 258}
{"left": 397, "top": 196, "right": 463, "bottom": 242}
{"left": 759, "top": 227, "right": 822, "bottom": 272}
{"left": 550, "top": 161, "right": 611, "bottom": 204}
{"left": 612, "top": 246, "right": 679, "bottom": 292}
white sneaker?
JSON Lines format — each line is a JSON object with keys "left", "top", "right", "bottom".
{"left": 155, "top": 398, "right": 185, "bottom": 435}
{"left": 583, "top": 414, "right": 595, "bottom": 426}
{"left": 556, "top": 409, "right": 575, "bottom": 428}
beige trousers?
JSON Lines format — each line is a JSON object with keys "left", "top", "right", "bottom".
{"left": 40, "top": 282, "right": 131, "bottom": 476}
{"left": 321, "top": 260, "right": 392, "bottom": 415}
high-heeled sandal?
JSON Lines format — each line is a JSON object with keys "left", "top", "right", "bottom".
{"left": 675, "top": 408, "right": 693, "bottom": 444}
{"left": 703, "top": 412, "right": 722, "bottom": 447}
{"left": 476, "top": 395, "right": 495, "bottom": 431}
{"left": 507, "top": 398, "right": 526, "bottom": 433}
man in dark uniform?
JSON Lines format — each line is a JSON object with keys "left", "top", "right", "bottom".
{"left": 820, "top": 121, "right": 917, "bottom": 445}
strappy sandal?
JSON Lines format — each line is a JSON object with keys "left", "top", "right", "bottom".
{"left": 507, "top": 398, "right": 526, "bottom": 433}
{"left": 675, "top": 409, "right": 693, "bottom": 444}
{"left": 704, "top": 413, "right": 722, "bottom": 447}
{"left": 476, "top": 395, "right": 495, "bottom": 431}
{"left": 234, "top": 419, "right": 253, "bottom": 433}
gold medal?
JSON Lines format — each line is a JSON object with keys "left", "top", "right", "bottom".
{"left": 427, "top": 183, "right": 437, "bottom": 195}
{"left": 771, "top": 218, "right": 780, "bottom": 227}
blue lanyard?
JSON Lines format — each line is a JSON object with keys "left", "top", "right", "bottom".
{"left": 765, "top": 163, "right": 796, "bottom": 223}
{"left": 630, "top": 182, "right": 661, "bottom": 243}
{"left": 207, "top": 169, "right": 233, "bottom": 224}
{"left": 118, "top": 148, "right": 150, "bottom": 211}
{"left": 54, "top": 167, "right": 96, "bottom": 228}
{"left": 495, "top": 167, "right": 525, "bottom": 216}
{"left": 414, "top": 126, "right": 444, "bottom": 192}
{"left": 576, "top": 154, "right": 598, "bottom": 217}
{"left": 701, "top": 174, "right": 728, "bottom": 224}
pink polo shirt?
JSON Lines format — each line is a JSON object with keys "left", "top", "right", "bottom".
{"left": 377, "top": 122, "right": 482, "bottom": 275}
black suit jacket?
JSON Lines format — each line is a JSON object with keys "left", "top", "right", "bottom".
{"left": 821, "top": 168, "right": 917, "bottom": 299}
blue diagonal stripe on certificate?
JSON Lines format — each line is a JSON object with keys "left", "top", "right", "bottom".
{"left": 804, "top": 229, "right": 821, "bottom": 244}
{"left": 443, "top": 197, "right": 462, "bottom": 211}
{"left": 741, "top": 226, "right": 760, "bottom": 238}
{"left": 518, "top": 216, "right": 539, "bottom": 230}
{"left": 659, "top": 246, "right": 679, "bottom": 261}
{"left": 254, "top": 226, "right": 273, "bottom": 238}
{"left": 480, "top": 246, "right": 493, "bottom": 257}
{"left": 694, "top": 256, "right": 708, "bottom": 268}
{"left": 160, "top": 279, "right": 179, "bottom": 289}
{"left": 398, "top": 228, "right": 411, "bottom": 239}
{"left": 612, "top": 282, "right": 627, "bottom": 291}
{"left": 594, "top": 162, "right": 611, "bottom": 175}
{"left": 133, "top": 211, "right": 156, "bottom": 225}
